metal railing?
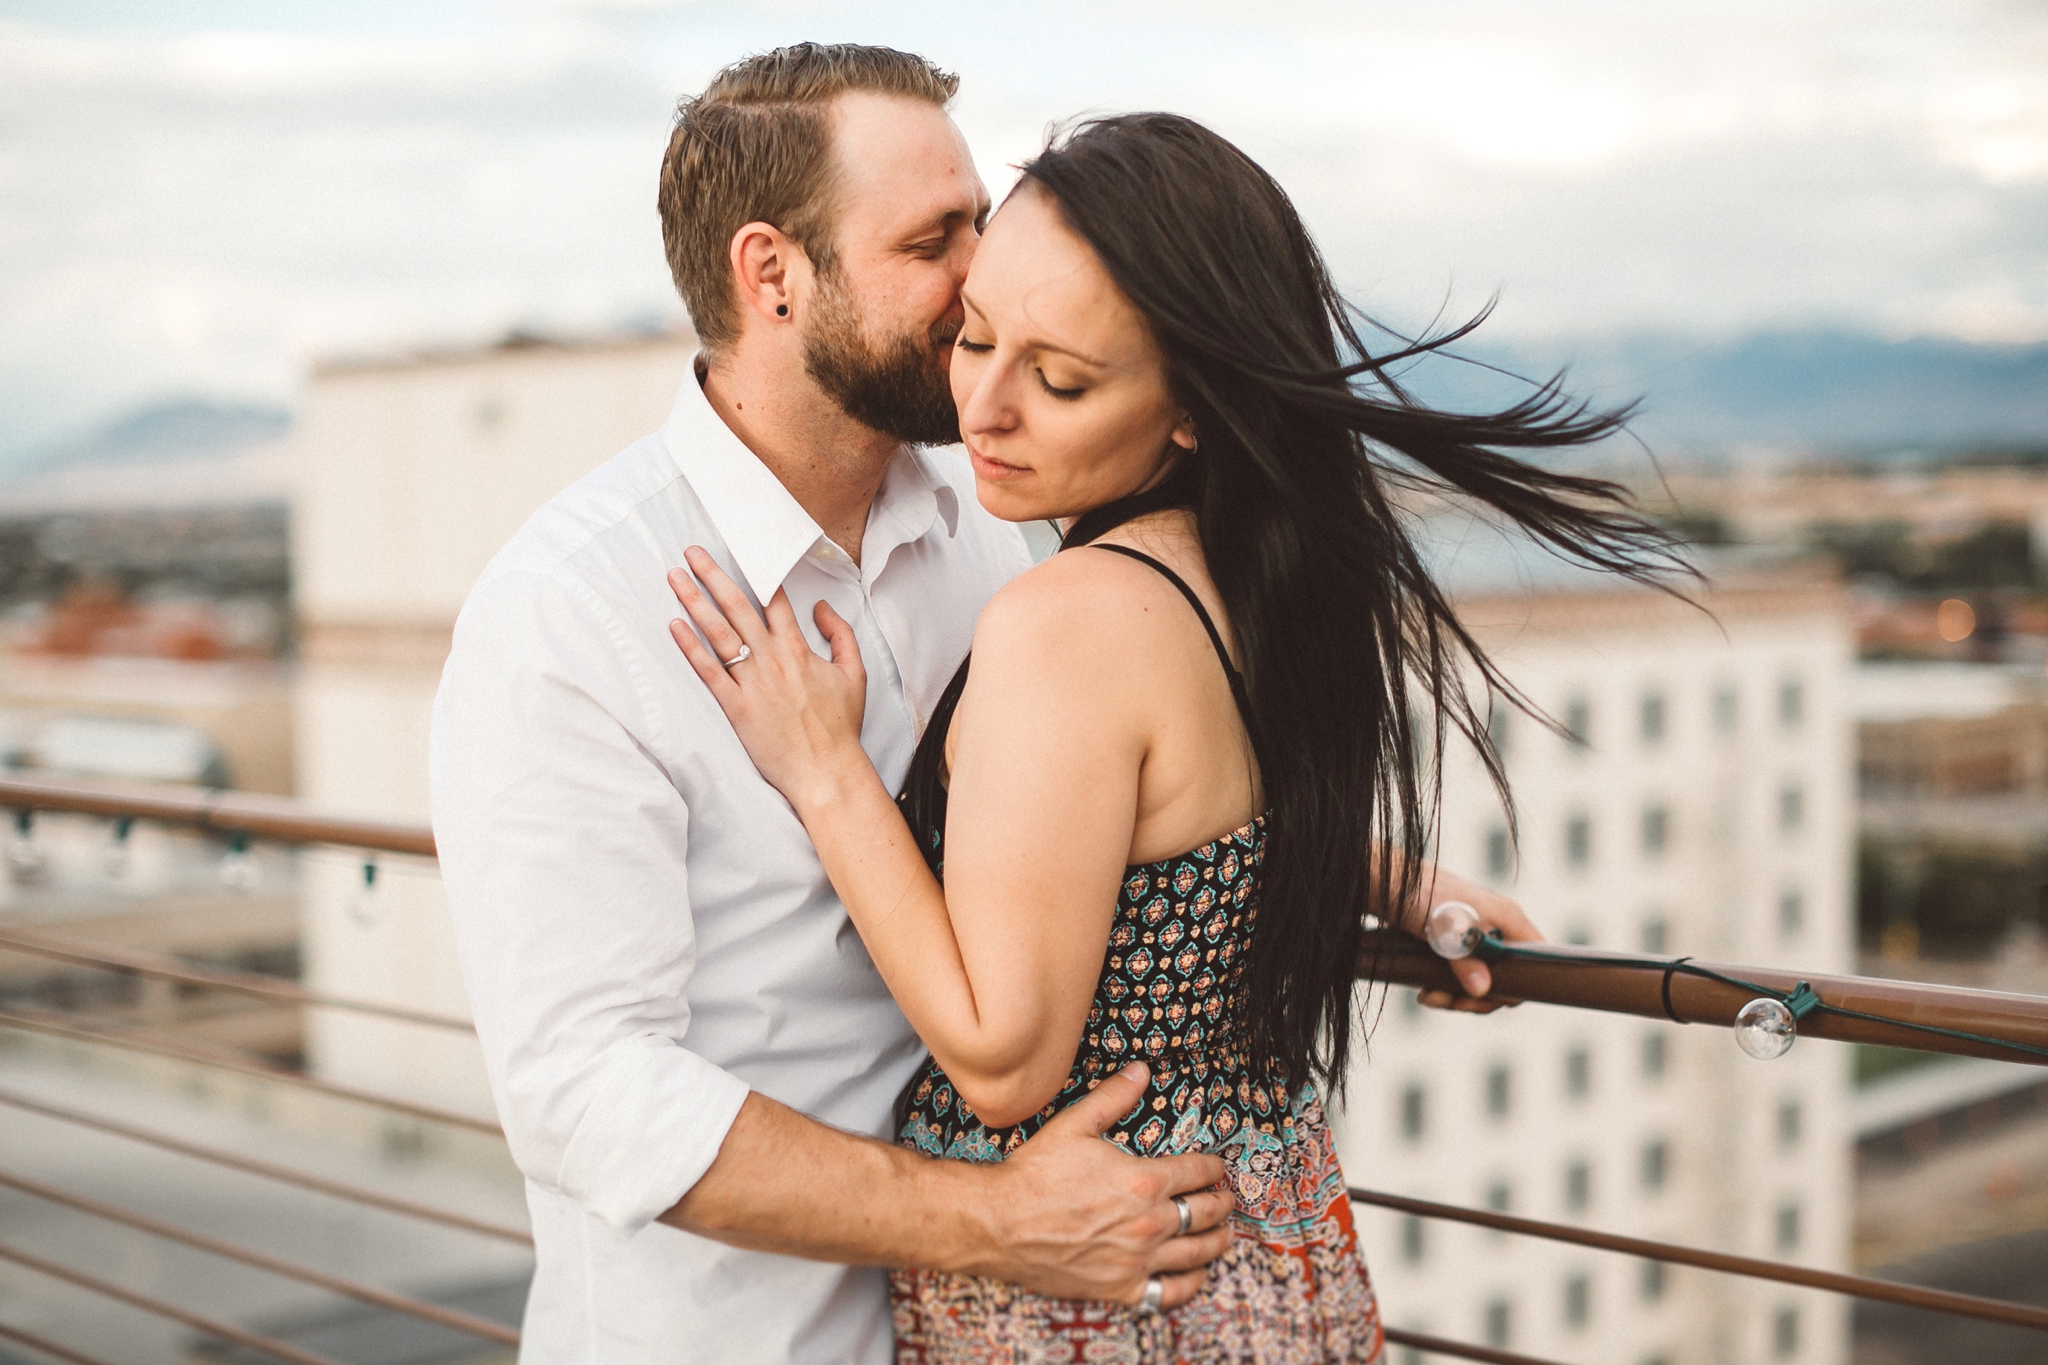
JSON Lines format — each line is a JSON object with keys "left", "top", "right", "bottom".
{"left": 1361, "top": 930, "right": 2048, "bottom": 1066}
{"left": 0, "top": 774, "right": 2043, "bottom": 1365}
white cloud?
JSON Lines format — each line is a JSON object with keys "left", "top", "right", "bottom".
{"left": 0, "top": 0, "right": 2043, "bottom": 458}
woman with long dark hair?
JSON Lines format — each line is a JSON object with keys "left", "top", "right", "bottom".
{"left": 667, "top": 113, "right": 1680, "bottom": 1362}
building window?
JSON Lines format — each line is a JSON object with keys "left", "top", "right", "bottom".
{"left": 1485, "top": 825, "right": 1512, "bottom": 880}
{"left": 1401, "top": 1214, "right": 1427, "bottom": 1265}
{"left": 1485, "top": 1064, "right": 1512, "bottom": 1120}
{"left": 1486, "top": 1180, "right": 1512, "bottom": 1215}
{"left": 1566, "top": 814, "right": 1593, "bottom": 869}
{"left": 1564, "top": 1160, "right": 1591, "bottom": 1213}
{"left": 1398, "top": 1346, "right": 1425, "bottom": 1365}
{"left": 1641, "top": 804, "right": 1669, "bottom": 856}
{"left": 1641, "top": 917, "right": 1669, "bottom": 954}
{"left": 1640, "top": 1259, "right": 1668, "bottom": 1303}
{"left": 1642, "top": 1031, "right": 1668, "bottom": 1080}
{"left": 1777, "top": 1099, "right": 1801, "bottom": 1148}
{"left": 1484, "top": 1298, "right": 1513, "bottom": 1349}
{"left": 1565, "top": 1046, "right": 1592, "bottom": 1100}
{"left": 1775, "top": 1202, "right": 1801, "bottom": 1253}
{"left": 1778, "top": 888, "right": 1803, "bottom": 938}
{"left": 1773, "top": 1306, "right": 1800, "bottom": 1357}
{"left": 1488, "top": 703, "right": 1512, "bottom": 758}
{"left": 1641, "top": 1140, "right": 1669, "bottom": 1191}
{"left": 1563, "top": 1273, "right": 1591, "bottom": 1329}
{"left": 1565, "top": 696, "right": 1592, "bottom": 749}
{"left": 1400, "top": 1084, "right": 1427, "bottom": 1142}
{"left": 1778, "top": 678, "right": 1804, "bottom": 728}
{"left": 1778, "top": 783, "right": 1804, "bottom": 834}
{"left": 1640, "top": 691, "right": 1666, "bottom": 744}
{"left": 1714, "top": 684, "right": 1738, "bottom": 735}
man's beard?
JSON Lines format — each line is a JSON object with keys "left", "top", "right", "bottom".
{"left": 801, "top": 274, "right": 961, "bottom": 446}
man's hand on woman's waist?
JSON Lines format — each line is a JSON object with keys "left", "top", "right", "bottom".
{"left": 663, "top": 1060, "right": 1233, "bottom": 1308}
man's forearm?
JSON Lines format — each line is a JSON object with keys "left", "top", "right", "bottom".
{"left": 660, "top": 1064, "right": 1235, "bottom": 1308}
{"left": 659, "top": 1091, "right": 987, "bottom": 1272}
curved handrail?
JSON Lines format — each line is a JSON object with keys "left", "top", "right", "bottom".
{"left": 0, "top": 773, "right": 435, "bottom": 857}
{"left": 1361, "top": 931, "right": 2048, "bottom": 1066}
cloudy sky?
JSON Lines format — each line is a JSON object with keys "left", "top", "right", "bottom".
{"left": 1, "top": 0, "right": 2043, "bottom": 461}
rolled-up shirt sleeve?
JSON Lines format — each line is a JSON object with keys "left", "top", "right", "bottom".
{"left": 429, "top": 567, "right": 750, "bottom": 1234}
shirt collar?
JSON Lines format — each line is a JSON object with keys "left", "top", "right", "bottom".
{"left": 660, "top": 358, "right": 960, "bottom": 599}
{"left": 862, "top": 447, "right": 958, "bottom": 576}
{"left": 660, "top": 360, "right": 830, "bottom": 602}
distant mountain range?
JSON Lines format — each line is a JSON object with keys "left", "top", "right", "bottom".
{"left": 23, "top": 399, "right": 292, "bottom": 473}
{"left": 0, "top": 399, "right": 294, "bottom": 515}
{"left": 5, "top": 330, "right": 2043, "bottom": 510}
{"left": 1416, "top": 330, "right": 2048, "bottom": 461}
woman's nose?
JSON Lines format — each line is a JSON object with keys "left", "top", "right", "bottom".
{"left": 957, "top": 363, "right": 1020, "bottom": 437}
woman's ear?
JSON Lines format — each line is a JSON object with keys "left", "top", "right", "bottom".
{"left": 1171, "top": 413, "right": 1199, "bottom": 453}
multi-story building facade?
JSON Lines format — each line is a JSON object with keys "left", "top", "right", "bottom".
{"left": 1335, "top": 563, "right": 1856, "bottom": 1365}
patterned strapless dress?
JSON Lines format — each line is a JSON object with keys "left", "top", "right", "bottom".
{"left": 889, "top": 544, "right": 1386, "bottom": 1365}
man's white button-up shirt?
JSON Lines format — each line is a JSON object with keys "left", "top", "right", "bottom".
{"left": 429, "top": 367, "right": 1032, "bottom": 1363}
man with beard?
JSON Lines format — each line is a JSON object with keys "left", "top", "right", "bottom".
{"left": 429, "top": 44, "right": 1234, "bottom": 1364}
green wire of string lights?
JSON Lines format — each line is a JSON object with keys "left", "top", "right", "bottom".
{"left": 1461, "top": 930, "right": 2048, "bottom": 1064}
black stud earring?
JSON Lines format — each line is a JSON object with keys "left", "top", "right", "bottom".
{"left": 776, "top": 304, "right": 789, "bottom": 317}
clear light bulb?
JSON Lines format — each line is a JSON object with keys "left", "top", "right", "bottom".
{"left": 218, "top": 834, "right": 259, "bottom": 893}
{"left": 6, "top": 811, "right": 45, "bottom": 885}
{"left": 1733, "top": 997, "right": 1796, "bottom": 1060}
{"left": 103, "top": 818, "right": 133, "bottom": 879}
{"left": 347, "top": 859, "right": 380, "bottom": 928}
{"left": 1424, "top": 900, "right": 1483, "bottom": 960}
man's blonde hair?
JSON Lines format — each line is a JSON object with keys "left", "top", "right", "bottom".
{"left": 658, "top": 43, "right": 959, "bottom": 354}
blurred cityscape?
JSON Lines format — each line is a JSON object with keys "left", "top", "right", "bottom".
{"left": 2, "top": 3, "right": 2046, "bottom": 1362}
{"left": 0, "top": 322, "right": 2041, "bottom": 1364}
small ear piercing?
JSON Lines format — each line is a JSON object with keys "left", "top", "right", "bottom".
{"left": 776, "top": 304, "right": 789, "bottom": 317}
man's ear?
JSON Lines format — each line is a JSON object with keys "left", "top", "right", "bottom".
{"left": 729, "top": 221, "right": 807, "bottom": 327}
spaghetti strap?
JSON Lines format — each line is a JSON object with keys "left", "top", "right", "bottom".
{"left": 1086, "top": 543, "right": 1252, "bottom": 723}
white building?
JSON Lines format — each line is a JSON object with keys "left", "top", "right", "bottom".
{"left": 290, "top": 330, "right": 696, "bottom": 1124}
{"left": 1335, "top": 557, "right": 1857, "bottom": 1365}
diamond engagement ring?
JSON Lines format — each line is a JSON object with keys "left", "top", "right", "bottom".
{"left": 1173, "top": 1196, "right": 1192, "bottom": 1237}
{"left": 1138, "top": 1277, "right": 1165, "bottom": 1315}
{"left": 721, "top": 645, "right": 752, "bottom": 668}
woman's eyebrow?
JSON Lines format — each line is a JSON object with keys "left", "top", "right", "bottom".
{"left": 959, "top": 291, "right": 1108, "bottom": 369}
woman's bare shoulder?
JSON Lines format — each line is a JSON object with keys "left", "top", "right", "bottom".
{"left": 971, "top": 544, "right": 1191, "bottom": 663}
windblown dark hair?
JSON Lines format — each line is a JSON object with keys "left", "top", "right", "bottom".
{"left": 1014, "top": 113, "right": 1688, "bottom": 1094}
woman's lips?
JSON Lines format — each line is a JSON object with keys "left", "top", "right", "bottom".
{"left": 969, "top": 449, "right": 1028, "bottom": 482}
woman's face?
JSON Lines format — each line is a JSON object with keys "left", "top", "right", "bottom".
{"left": 949, "top": 183, "right": 1194, "bottom": 523}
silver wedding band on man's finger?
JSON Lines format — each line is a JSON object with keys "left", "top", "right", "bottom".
{"left": 1137, "top": 1277, "right": 1165, "bottom": 1315}
{"left": 1173, "top": 1195, "right": 1192, "bottom": 1237}
{"left": 720, "top": 644, "right": 752, "bottom": 668}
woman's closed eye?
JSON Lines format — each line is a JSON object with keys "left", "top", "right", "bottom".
{"left": 1037, "top": 369, "right": 1086, "bottom": 401}
{"left": 955, "top": 337, "right": 994, "bottom": 354}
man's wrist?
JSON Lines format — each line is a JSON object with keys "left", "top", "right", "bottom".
{"left": 895, "top": 1145, "right": 1002, "bottom": 1278}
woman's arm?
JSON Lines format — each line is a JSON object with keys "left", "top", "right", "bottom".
{"left": 670, "top": 549, "right": 1149, "bottom": 1127}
